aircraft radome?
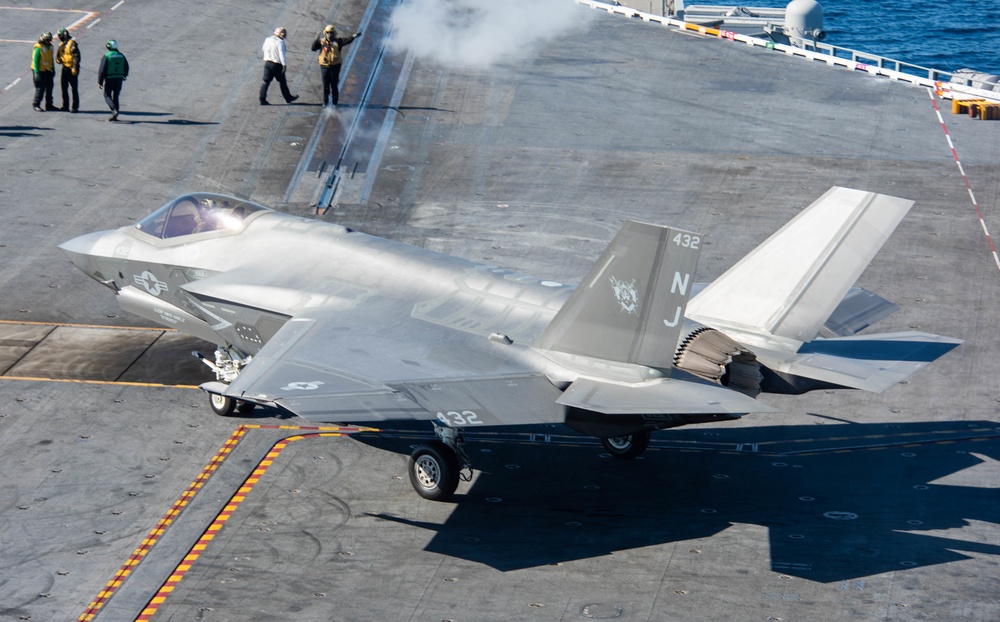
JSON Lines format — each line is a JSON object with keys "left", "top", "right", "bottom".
{"left": 59, "top": 187, "right": 961, "bottom": 501}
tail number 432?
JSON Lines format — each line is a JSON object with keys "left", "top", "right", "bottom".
{"left": 436, "top": 410, "right": 484, "bottom": 426}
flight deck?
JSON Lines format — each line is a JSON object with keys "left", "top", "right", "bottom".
{"left": 1, "top": 0, "right": 999, "bottom": 620}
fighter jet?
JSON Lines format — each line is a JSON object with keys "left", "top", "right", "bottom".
{"left": 59, "top": 187, "right": 960, "bottom": 500}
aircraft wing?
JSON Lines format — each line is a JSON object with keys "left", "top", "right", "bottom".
{"left": 211, "top": 310, "right": 567, "bottom": 426}
{"left": 556, "top": 376, "right": 777, "bottom": 415}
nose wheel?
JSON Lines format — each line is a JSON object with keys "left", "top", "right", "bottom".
{"left": 209, "top": 392, "right": 236, "bottom": 416}
{"left": 208, "top": 393, "right": 255, "bottom": 416}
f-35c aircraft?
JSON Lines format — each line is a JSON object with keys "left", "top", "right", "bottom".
{"left": 60, "top": 187, "right": 960, "bottom": 500}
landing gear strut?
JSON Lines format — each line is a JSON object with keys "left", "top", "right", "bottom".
{"left": 601, "top": 431, "right": 651, "bottom": 459}
{"left": 407, "top": 426, "right": 472, "bottom": 501}
{"left": 195, "top": 346, "right": 253, "bottom": 417}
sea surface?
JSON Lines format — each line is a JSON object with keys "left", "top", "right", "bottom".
{"left": 691, "top": 0, "right": 1000, "bottom": 76}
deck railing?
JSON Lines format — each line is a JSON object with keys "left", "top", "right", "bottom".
{"left": 577, "top": 0, "right": 1000, "bottom": 102}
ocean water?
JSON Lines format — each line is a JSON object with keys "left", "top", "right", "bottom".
{"left": 690, "top": 0, "right": 1000, "bottom": 76}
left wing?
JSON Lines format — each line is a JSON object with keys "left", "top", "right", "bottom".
{"left": 212, "top": 310, "right": 567, "bottom": 426}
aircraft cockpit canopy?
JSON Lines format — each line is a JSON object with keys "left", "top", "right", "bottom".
{"left": 134, "top": 193, "right": 271, "bottom": 239}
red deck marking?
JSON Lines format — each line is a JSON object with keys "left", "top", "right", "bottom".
{"left": 927, "top": 87, "right": 1000, "bottom": 271}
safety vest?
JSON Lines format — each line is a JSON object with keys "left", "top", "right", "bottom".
{"left": 317, "top": 39, "right": 342, "bottom": 67}
{"left": 104, "top": 51, "right": 126, "bottom": 79}
{"left": 58, "top": 39, "right": 79, "bottom": 69}
{"left": 32, "top": 43, "right": 54, "bottom": 72}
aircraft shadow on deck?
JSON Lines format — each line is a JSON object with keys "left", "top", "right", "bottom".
{"left": 355, "top": 421, "right": 1000, "bottom": 582}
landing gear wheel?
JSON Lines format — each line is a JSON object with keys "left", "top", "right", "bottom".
{"left": 209, "top": 393, "right": 236, "bottom": 417}
{"left": 408, "top": 440, "right": 460, "bottom": 501}
{"left": 601, "top": 431, "right": 651, "bottom": 459}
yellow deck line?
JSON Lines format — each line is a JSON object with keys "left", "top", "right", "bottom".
{"left": 0, "top": 319, "right": 173, "bottom": 332}
{"left": 0, "top": 375, "right": 199, "bottom": 389}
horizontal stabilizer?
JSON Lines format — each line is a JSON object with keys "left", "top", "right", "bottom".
{"left": 556, "top": 376, "right": 778, "bottom": 415}
{"left": 821, "top": 287, "right": 898, "bottom": 337}
{"left": 687, "top": 187, "right": 913, "bottom": 343}
{"left": 757, "top": 331, "right": 963, "bottom": 393}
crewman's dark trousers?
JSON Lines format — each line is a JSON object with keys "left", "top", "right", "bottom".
{"left": 320, "top": 63, "right": 342, "bottom": 106}
{"left": 60, "top": 68, "right": 79, "bottom": 112}
{"left": 103, "top": 78, "right": 123, "bottom": 112}
{"left": 260, "top": 61, "right": 294, "bottom": 103}
{"left": 33, "top": 71, "right": 55, "bottom": 110}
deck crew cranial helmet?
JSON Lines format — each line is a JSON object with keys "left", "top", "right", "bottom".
{"left": 106, "top": 39, "right": 118, "bottom": 50}
{"left": 274, "top": 27, "right": 287, "bottom": 38}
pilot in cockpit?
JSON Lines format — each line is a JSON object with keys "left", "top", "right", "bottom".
{"left": 192, "top": 199, "right": 219, "bottom": 233}
{"left": 137, "top": 193, "right": 264, "bottom": 239}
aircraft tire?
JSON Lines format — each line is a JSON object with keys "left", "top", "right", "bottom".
{"left": 209, "top": 393, "right": 237, "bottom": 417}
{"left": 408, "top": 440, "right": 460, "bottom": 501}
{"left": 601, "top": 431, "right": 651, "bottom": 459}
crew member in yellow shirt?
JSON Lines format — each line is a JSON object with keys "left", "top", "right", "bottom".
{"left": 310, "top": 25, "right": 361, "bottom": 107}
{"left": 56, "top": 28, "right": 81, "bottom": 112}
{"left": 31, "top": 32, "right": 55, "bottom": 112}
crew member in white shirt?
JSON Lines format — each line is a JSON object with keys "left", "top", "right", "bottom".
{"left": 260, "top": 27, "right": 298, "bottom": 105}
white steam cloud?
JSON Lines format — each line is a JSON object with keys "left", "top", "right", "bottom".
{"left": 388, "top": 0, "right": 592, "bottom": 69}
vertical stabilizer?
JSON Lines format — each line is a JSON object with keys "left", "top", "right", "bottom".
{"left": 535, "top": 221, "right": 702, "bottom": 368}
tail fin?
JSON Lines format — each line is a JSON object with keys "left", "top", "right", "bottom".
{"left": 535, "top": 221, "right": 702, "bottom": 368}
{"left": 686, "top": 187, "right": 913, "bottom": 343}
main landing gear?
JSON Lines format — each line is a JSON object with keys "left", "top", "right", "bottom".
{"left": 600, "top": 431, "right": 651, "bottom": 459}
{"left": 405, "top": 428, "right": 653, "bottom": 501}
{"left": 407, "top": 426, "right": 473, "bottom": 501}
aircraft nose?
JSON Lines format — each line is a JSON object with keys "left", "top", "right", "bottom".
{"left": 58, "top": 230, "right": 117, "bottom": 284}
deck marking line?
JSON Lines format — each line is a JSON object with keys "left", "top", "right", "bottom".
{"left": 133, "top": 429, "right": 360, "bottom": 620}
{"left": 927, "top": 88, "right": 1000, "bottom": 271}
{"left": 0, "top": 375, "right": 199, "bottom": 389}
{"left": 0, "top": 319, "right": 172, "bottom": 331}
{"left": 77, "top": 426, "right": 250, "bottom": 621}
